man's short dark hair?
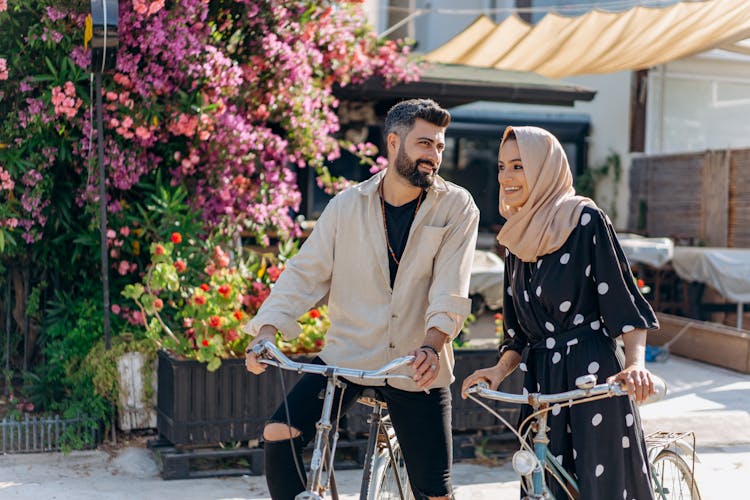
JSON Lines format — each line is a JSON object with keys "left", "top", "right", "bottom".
{"left": 384, "top": 99, "right": 451, "bottom": 139}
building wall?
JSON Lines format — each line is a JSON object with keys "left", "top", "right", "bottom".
{"left": 646, "top": 51, "right": 750, "bottom": 155}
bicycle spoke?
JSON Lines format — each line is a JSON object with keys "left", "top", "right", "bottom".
{"left": 651, "top": 450, "right": 700, "bottom": 499}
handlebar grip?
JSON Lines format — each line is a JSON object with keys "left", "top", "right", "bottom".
{"left": 642, "top": 375, "right": 667, "bottom": 405}
{"left": 465, "top": 381, "right": 489, "bottom": 395}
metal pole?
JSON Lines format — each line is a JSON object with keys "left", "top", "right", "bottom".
{"left": 22, "top": 266, "right": 28, "bottom": 372}
{"left": 738, "top": 302, "right": 744, "bottom": 330}
{"left": 4, "top": 268, "right": 10, "bottom": 395}
{"left": 96, "top": 72, "right": 111, "bottom": 350}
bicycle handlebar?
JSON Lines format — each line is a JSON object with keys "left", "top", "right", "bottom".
{"left": 466, "top": 381, "right": 629, "bottom": 406}
{"left": 252, "top": 340, "right": 416, "bottom": 382}
{"left": 467, "top": 374, "right": 667, "bottom": 407}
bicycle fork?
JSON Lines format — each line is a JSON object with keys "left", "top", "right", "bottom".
{"left": 297, "top": 374, "right": 347, "bottom": 500}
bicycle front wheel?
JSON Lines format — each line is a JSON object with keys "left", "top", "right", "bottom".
{"left": 366, "top": 439, "right": 413, "bottom": 500}
{"left": 651, "top": 450, "right": 701, "bottom": 500}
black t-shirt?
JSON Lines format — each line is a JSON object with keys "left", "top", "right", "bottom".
{"left": 384, "top": 194, "right": 422, "bottom": 287}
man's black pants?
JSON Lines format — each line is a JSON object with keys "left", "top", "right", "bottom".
{"left": 263, "top": 358, "right": 453, "bottom": 500}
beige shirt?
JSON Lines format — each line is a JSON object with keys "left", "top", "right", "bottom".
{"left": 245, "top": 170, "right": 479, "bottom": 391}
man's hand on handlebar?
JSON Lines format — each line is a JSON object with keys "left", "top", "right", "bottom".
{"left": 245, "top": 325, "right": 277, "bottom": 375}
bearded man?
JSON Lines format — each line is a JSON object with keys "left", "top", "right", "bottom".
{"left": 245, "top": 98, "right": 479, "bottom": 500}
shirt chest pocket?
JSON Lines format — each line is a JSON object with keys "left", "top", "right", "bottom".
{"left": 410, "top": 225, "right": 449, "bottom": 279}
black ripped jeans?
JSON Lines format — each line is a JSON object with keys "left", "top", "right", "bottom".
{"left": 263, "top": 358, "right": 453, "bottom": 500}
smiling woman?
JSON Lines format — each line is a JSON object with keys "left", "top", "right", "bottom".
{"left": 497, "top": 132, "right": 530, "bottom": 210}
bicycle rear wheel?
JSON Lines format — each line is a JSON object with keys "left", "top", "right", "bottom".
{"left": 366, "top": 438, "right": 413, "bottom": 500}
{"left": 651, "top": 450, "right": 701, "bottom": 500}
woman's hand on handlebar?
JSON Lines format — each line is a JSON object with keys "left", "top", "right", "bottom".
{"left": 607, "top": 364, "right": 655, "bottom": 404}
{"left": 461, "top": 364, "right": 505, "bottom": 399}
{"left": 245, "top": 325, "right": 277, "bottom": 375}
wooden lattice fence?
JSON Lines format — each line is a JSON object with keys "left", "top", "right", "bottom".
{"left": 628, "top": 148, "right": 750, "bottom": 248}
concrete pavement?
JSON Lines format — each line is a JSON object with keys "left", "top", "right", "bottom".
{"left": 1, "top": 353, "right": 748, "bottom": 499}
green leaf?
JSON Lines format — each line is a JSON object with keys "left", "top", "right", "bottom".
{"left": 122, "top": 283, "right": 145, "bottom": 300}
{"left": 207, "top": 357, "right": 221, "bottom": 372}
{"left": 44, "top": 56, "right": 58, "bottom": 78}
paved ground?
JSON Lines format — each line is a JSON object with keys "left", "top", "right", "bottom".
{"left": 1, "top": 349, "right": 748, "bottom": 499}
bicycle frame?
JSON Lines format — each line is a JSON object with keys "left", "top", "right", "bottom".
{"left": 253, "top": 340, "right": 415, "bottom": 500}
{"left": 358, "top": 395, "right": 409, "bottom": 499}
{"left": 466, "top": 374, "right": 658, "bottom": 499}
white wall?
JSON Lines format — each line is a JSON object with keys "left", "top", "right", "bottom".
{"left": 646, "top": 50, "right": 750, "bottom": 155}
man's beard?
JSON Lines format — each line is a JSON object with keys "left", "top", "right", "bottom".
{"left": 395, "top": 146, "right": 436, "bottom": 188}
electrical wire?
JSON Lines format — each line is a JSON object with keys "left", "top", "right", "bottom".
{"left": 277, "top": 365, "right": 308, "bottom": 489}
{"left": 384, "top": 0, "right": 694, "bottom": 16}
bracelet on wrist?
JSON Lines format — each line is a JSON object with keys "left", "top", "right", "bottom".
{"left": 420, "top": 344, "right": 440, "bottom": 359}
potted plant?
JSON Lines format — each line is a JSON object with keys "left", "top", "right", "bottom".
{"left": 122, "top": 233, "right": 329, "bottom": 446}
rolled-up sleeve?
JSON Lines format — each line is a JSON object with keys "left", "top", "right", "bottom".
{"left": 425, "top": 196, "right": 479, "bottom": 338}
{"left": 244, "top": 197, "right": 338, "bottom": 339}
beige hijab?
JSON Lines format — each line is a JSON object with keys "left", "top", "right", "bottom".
{"left": 497, "top": 126, "right": 593, "bottom": 262}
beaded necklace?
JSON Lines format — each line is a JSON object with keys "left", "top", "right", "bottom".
{"left": 379, "top": 182, "right": 424, "bottom": 266}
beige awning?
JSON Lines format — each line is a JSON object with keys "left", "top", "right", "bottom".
{"left": 425, "top": 0, "right": 750, "bottom": 79}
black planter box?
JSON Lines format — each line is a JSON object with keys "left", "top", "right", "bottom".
{"left": 157, "top": 348, "right": 521, "bottom": 447}
{"left": 156, "top": 350, "right": 314, "bottom": 446}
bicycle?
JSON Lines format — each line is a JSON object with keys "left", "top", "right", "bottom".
{"left": 465, "top": 374, "right": 701, "bottom": 499}
{"left": 252, "top": 340, "right": 415, "bottom": 500}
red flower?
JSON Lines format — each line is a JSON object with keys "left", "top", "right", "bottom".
{"left": 209, "top": 315, "right": 221, "bottom": 328}
{"left": 174, "top": 260, "right": 187, "bottom": 273}
{"left": 315, "top": 339, "right": 324, "bottom": 348}
{"left": 233, "top": 310, "right": 244, "bottom": 321}
{"left": 309, "top": 309, "right": 321, "bottom": 319}
{"left": 155, "top": 244, "right": 165, "bottom": 255}
{"left": 200, "top": 283, "right": 210, "bottom": 291}
{"left": 194, "top": 295, "right": 206, "bottom": 305}
{"left": 153, "top": 298, "right": 164, "bottom": 311}
{"left": 171, "top": 232, "right": 183, "bottom": 244}
{"left": 494, "top": 313, "right": 504, "bottom": 321}
{"left": 226, "top": 329, "right": 239, "bottom": 342}
{"left": 218, "top": 284, "right": 231, "bottom": 298}
{"left": 267, "top": 265, "right": 282, "bottom": 282}
{"left": 201, "top": 339, "right": 209, "bottom": 347}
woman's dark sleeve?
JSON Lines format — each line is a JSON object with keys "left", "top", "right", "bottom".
{"left": 588, "top": 209, "right": 659, "bottom": 338}
{"left": 499, "top": 255, "right": 530, "bottom": 355}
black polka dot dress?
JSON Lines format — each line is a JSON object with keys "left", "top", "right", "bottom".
{"left": 500, "top": 206, "right": 658, "bottom": 500}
